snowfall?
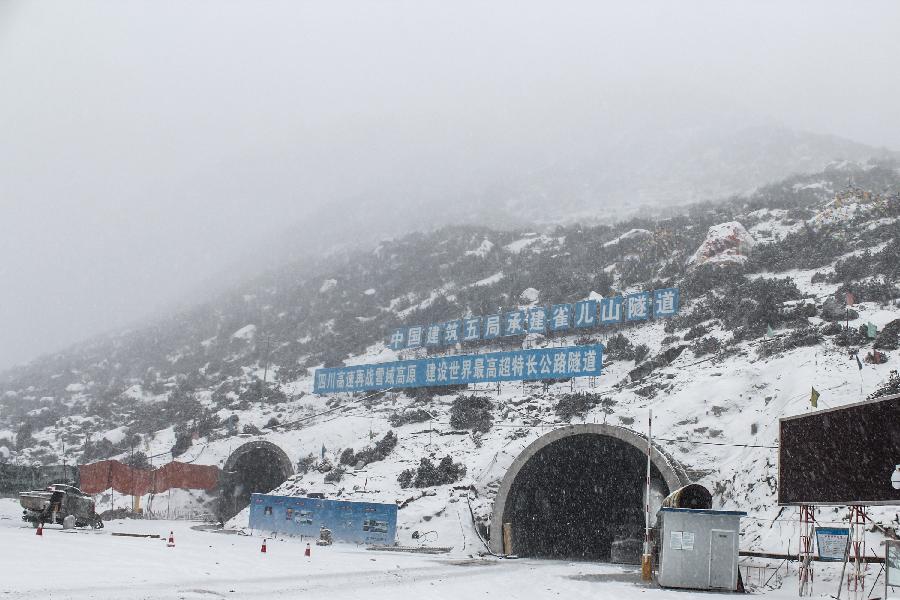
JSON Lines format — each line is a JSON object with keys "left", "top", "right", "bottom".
{"left": 0, "top": 497, "right": 882, "bottom": 600}
{"left": 3, "top": 198, "right": 900, "bottom": 599}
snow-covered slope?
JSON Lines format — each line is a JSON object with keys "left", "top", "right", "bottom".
{"left": 2, "top": 163, "right": 900, "bottom": 560}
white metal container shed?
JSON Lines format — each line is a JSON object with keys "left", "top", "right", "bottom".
{"left": 657, "top": 507, "right": 745, "bottom": 591}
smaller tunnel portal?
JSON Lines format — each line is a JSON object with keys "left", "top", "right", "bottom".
{"left": 219, "top": 441, "right": 293, "bottom": 521}
{"left": 503, "top": 433, "right": 670, "bottom": 560}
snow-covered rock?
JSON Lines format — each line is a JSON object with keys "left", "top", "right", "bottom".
{"left": 688, "top": 221, "right": 755, "bottom": 266}
{"left": 603, "top": 228, "right": 651, "bottom": 248}
{"left": 465, "top": 239, "right": 494, "bottom": 258}
{"left": 519, "top": 287, "right": 540, "bottom": 304}
{"left": 231, "top": 324, "right": 257, "bottom": 340}
{"left": 472, "top": 272, "right": 504, "bottom": 287}
{"left": 319, "top": 279, "right": 338, "bottom": 293}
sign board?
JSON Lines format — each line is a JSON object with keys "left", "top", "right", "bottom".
{"left": 386, "top": 288, "right": 679, "bottom": 351}
{"left": 314, "top": 344, "right": 603, "bottom": 394}
{"left": 778, "top": 394, "right": 900, "bottom": 505}
{"left": 815, "top": 527, "right": 849, "bottom": 561}
{"left": 669, "top": 530, "right": 695, "bottom": 551}
{"left": 248, "top": 493, "right": 396, "bottom": 545}
{"left": 885, "top": 540, "right": 900, "bottom": 588}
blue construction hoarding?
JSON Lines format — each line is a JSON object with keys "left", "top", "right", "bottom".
{"left": 314, "top": 344, "right": 603, "bottom": 394}
{"left": 248, "top": 493, "right": 397, "bottom": 545}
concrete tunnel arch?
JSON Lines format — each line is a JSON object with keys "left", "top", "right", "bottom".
{"left": 219, "top": 440, "right": 294, "bottom": 521}
{"left": 489, "top": 424, "right": 690, "bottom": 558}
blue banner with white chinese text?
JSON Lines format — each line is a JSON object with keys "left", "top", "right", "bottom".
{"left": 387, "top": 287, "right": 679, "bottom": 351}
{"left": 314, "top": 344, "right": 603, "bottom": 394}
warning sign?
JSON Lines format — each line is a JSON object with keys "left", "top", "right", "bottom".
{"left": 815, "top": 527, "right": 849, "bottom": 562}
{"left": 670, "top": 531, "right": 695, "bottom": 551}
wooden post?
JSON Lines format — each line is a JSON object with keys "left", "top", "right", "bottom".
{"left": 502, "top": 522, "right": 513, "bottom": 555}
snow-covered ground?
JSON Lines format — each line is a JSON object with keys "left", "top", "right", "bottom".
{"left": 0, "top": 497, "right": 863, "bottom": 600}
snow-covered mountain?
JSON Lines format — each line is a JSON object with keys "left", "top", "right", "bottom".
{"left": 2, "top": 158, "right": 900, "bottom": 558}
{"left": 207, "top": 125, "right": 900, "bottom": 287}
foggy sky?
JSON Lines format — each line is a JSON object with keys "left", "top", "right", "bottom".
{"left": 2, "top": 0, "right": 899, "bottom": 371}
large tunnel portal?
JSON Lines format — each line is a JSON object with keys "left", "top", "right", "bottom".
{"left": 490, "top": 425, "right": 687, "bottom": 560}
{"left": 219, "top": 441, "right": 293, "bottom": 521}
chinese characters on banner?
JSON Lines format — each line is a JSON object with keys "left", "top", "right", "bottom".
{"left": 314, "top": 345, "right": 604, "bottom": 394}
{"left": 387, "top": 288, "right": 679, "bottom": 351}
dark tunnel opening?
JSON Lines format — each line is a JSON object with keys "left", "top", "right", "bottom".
{"left": 503, "top": 433, "right": 669, "bottom": 560}
{"left": 219, "top": 447, "right": 291, "bottom": 521}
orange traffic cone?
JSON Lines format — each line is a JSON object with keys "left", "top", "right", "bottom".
{"left": 36, "top": 523, "right": 43, "bottom": 536}
{"left": 261, "top": 538, "right": 267, "bottom": 553}
{"left": 304, "top": 543, "right": 311, "bottom": 557}
{"left": 167, "top": 531, "right": 175, "bottom": 548}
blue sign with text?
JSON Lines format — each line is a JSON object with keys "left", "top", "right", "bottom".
{"left": 314, "top": 344, "right": 604, "bottom": 394}
{"left": 386, "top": 288, "right": 679, "bottom": 350}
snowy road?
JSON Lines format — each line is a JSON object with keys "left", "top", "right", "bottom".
{"left": 1, "top": 499, "right": 798, "bottom": 600}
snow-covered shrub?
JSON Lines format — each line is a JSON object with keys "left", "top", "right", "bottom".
{"left": 554, "top": 392, "right": 604, "bottom": 422}
{"left": 296, "top": 453, "right": 316, "bottom": 474}
{"left": 388, "top": 409, "right": 432, "bottom": 427}
{"left": 750, "top": 224, "right": 848, "bottom": 272}
{"left": 874, "top": 319, "right": 900, "bottom": 350}
{"left": 634, "top": 344, "right": 650, "bottom": 364}
{"left": 398, "top": 455, "right": 466, "bottom": 488}
{"left": 837, "top": 279, "right": 898, "bottom": 304}
{"left": 122, "top": 451, "right": 150, "bottom": 469}
{"left": 604, "top": 333, "right": 635, "bottom": 361}
{"left": 449, "top": 396, "right": 493, "bottom": 433}
{"left": 683, "top": 325, "right": 708, "bottom": 341}
{"left": 238, "top": 380, "right": 287, "bottom": 405}
{"left": 833, "top": 326, "right": 869, "bottom": 347}
{"left": 338, "top": 431, "right": 398, "bottom": 467}
{"left": 681, "top": 262, "right": 746, "bottom": 300}
{"left": 170, "top": 431, "right": 192, "bottom": 457}
{"left": 710, "top": 276, "right": 802, "bottom": 338}
{"left": 759, "top": 327, "right": 823, "bottom": 357}
{"left": 324, "top": 466, "right": 346, "bottom": 483}
{"left": 821, "top": 321, "right": 843, "bottom": 336}
{"left": 692, "top": 336, "right": 721, "bottom": 356}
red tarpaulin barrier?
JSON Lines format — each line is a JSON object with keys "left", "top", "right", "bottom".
{"left": 79, "top": 460, "right": 219, "bottom": 495}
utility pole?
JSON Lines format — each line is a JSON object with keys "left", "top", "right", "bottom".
{"left": 642, "top": 409, "right": 653, "bottom": 581}
{"left": 261, "top": 333, "right": 272, "bottom": 403}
